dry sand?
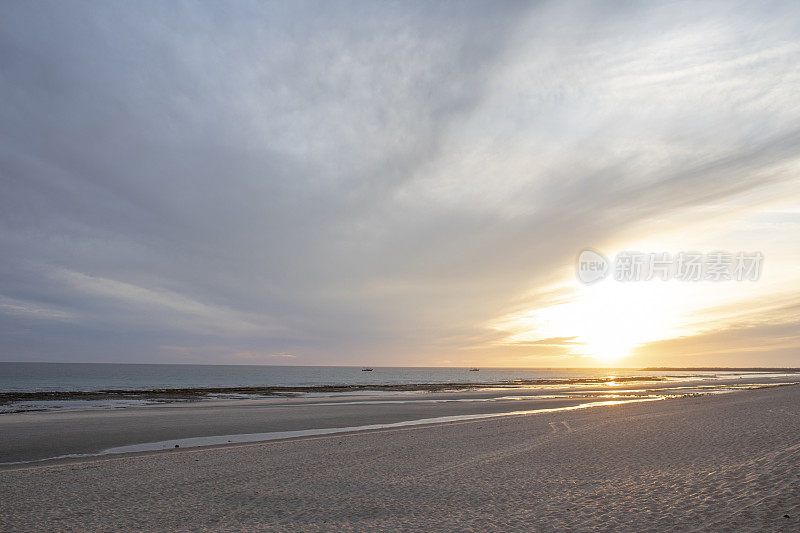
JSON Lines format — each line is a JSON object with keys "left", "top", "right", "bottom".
{"left": 1, "top": 385, "right": 799, "bottom": 531}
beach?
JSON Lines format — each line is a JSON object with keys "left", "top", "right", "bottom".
{"left": 1, "top": 384, "right": 799, "bottom": 531}
{"left": 4, "top": 1, "right": 800, "bottom": 531}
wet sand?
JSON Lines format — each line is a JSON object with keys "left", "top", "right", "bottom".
{"left": 0, "top": 392, "right": 658, "bottom": 464}
{"left": 1, "top": 375, "right": 792, "bottom": 464}
{"left": 1, "top": 385, "right": 799, "bottom": 531}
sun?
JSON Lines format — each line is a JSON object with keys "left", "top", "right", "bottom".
{"left": 581, "top": 331, "right": 640, "bottom": 363}
{"left": 570, "top": 281, "right": 691, "bottom": 363}
{"left": 495, "top": 279, "right": 692, "bottom": 364}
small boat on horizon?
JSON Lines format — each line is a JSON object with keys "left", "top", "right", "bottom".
{"left": 362, "top": 367, "right": 373, "bottom": 371}
{"left": 469, "top": 368, "right": 479, "bottom": 371}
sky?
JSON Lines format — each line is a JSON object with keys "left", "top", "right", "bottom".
{"left": 1, "top": 1, "right": 799, "bottom": 367}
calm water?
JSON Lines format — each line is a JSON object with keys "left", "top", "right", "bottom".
{"left": 0, "top": 362, "right": 708, "bottom": 392}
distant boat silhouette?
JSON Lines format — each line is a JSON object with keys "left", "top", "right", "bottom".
{"left": 362, "top": 367, "right": 373, "bottom": 371}
{"left": 469, "top": 368, "right": 480, "bottom": 371}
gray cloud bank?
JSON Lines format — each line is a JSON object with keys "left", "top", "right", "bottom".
{"left": 1, "top": 1, "right": 799, "bottom": 364}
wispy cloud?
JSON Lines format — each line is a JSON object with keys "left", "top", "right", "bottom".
{"left": 1, "top": 1, "right": 799, "bottom": 365}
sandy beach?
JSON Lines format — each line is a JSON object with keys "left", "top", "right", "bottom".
{"left": 1, "top": 384, "right": 799, "bottom": 531}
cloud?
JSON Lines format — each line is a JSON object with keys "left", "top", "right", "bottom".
{"left": 1, "top": 1, "right": 800, "bottom": 365}
{"left": 0, "top": 296, "right": 77, "bottom": 322}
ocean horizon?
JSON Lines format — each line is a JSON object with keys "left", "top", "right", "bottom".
{"left": 4, "top": 361, "right": 796, "bottom": 393}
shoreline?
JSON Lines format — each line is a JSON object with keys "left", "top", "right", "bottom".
{"left": 4, "top": 368, "right": 799, "bottom": 419}
{"left": 0, "top": 375, "right": 671, "bottom": 403}
{"left": 2, "top": 371, "right": 798, "bottom": 417}
{"left": 0, "top": 389, "right": 670, "bottom": 464}
{"left": 1, "top": 379, "right": 797, "bottom": 464}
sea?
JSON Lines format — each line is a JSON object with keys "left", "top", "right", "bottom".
{"left": 0, "top": 362, "right": 736, "bottom": 392}
{"left": 1, "top": 362, "right": 797, "bottom": 414}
